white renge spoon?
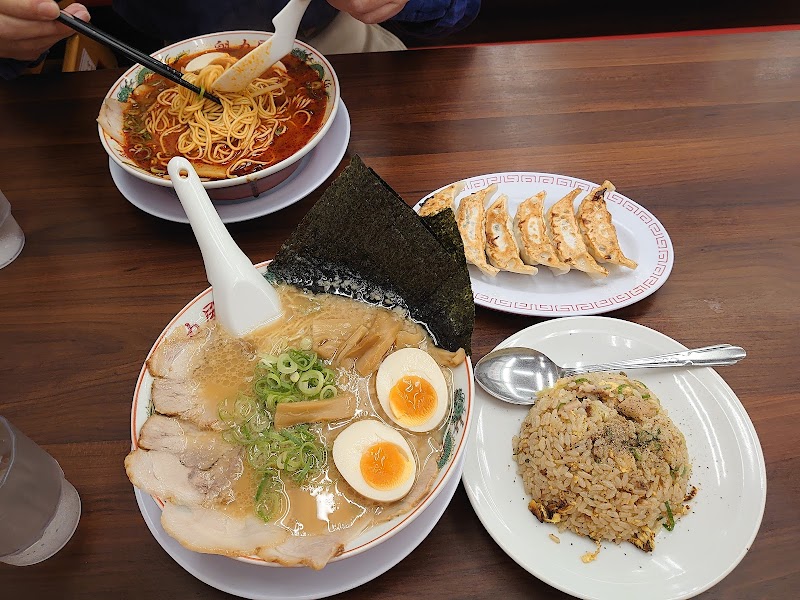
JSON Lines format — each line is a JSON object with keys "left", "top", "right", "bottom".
{"left": 167, "top": 157, "right": 283, "bottom": 337}
{"left": 213, "top": 0, "right": 312, "bottom": 93}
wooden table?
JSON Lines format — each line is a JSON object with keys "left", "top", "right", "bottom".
{"left": 1, "top": 30, "right": 798, "bottom": 599}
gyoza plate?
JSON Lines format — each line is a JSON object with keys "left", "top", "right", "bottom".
{"left": 414, "top": 173, "right": 673, "bottom": 316}
{"left": 461, "top": 316, "right": 766, "bottom": 600}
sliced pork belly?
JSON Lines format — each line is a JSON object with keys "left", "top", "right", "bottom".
{"left": 138, "top": 414, "right": 231, "bottom": 469}
{"left": 258, "top": 526, "right": 367, "bottom": 569}
{"left": 126, "top": 415, "right": 243, "bottom": 506}
{"left": 151, "top": 377, "right": 225, "bottom": 430}
{"left": 147, "top": 328, "right": 211, "bottom": 380}
{"left": 160, "top": 502, "right": 289, "bottom": 557}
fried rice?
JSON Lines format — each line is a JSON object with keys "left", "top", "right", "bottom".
{"left": 512, "top": 372, "right": 692, "bottom": 553}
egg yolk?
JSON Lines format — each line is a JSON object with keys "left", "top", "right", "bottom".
{"left": 389, "top": 376, "right": 437, "bottom": 426}
{"left": 359, "top": 442, "right": 410, "bottom": 491}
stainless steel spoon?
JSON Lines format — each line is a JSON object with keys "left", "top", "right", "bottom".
{"left": 474, "top": 344, "right": 746, "bottom": 405}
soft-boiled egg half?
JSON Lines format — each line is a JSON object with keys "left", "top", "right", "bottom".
{"left": 332, "top": 420, "right": 416, "bottom": 502}
{"left": 376, "top": 347, "right": 449, "bottom": 433}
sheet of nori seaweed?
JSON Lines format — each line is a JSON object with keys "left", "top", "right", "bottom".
{"left": 267, "top": 155, "right": 473, "bottom": 355}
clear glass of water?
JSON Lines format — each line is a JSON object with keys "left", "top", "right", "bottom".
{"left": 0, "top": 416, "right": 81, "bottom": 566}
{"left": 0, "top": 189, "right": 25, "bottom": 269}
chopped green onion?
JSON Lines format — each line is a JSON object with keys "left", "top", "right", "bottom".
{"left": 631, "top": 448, "right": 642, "bottom": 461}
{"left": 663, "top": 501, "right": 675, "bottom": 531}
{"left": 277, "top": 353, "right": 298, "bottom": 374}
{"left": 297, "top": 369, "right": 324, "bottom": 396}
{"left": 574, "top": 378, "right": 589, "bottom": 384}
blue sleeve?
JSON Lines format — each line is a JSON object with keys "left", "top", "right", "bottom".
{"left": 389, "top": 0, "right": 480, "bottom": 39}
{"left": 0, "top": 52, "right": 48, "bottom": 80}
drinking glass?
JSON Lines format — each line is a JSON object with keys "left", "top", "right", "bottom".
{"left": 0, "top": 416, "right": 81, "bottom": 566}
{"left": 0, "top": 189, "right": 25, "bottom": 269}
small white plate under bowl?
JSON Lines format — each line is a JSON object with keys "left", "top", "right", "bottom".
{"left": 134, "top": 452, "right": 464, "bottom": 600}
{"left": 462, "top": 316, "right": 766, "bottom": 600}
{"left": 109, "top": 102, "right": 350, "bottom": 224}
{"left": 130, "top": 261, "right": 473, "bottom": 566}
{"left": 414, "top": 173, "right": 673, "bottom": 317}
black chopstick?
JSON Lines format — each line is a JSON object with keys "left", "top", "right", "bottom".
{"left": 56, "top": 11, "right": 222, "bottom": 105}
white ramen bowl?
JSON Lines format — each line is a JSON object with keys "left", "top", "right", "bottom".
{"left": 99, "top": 31, "right": 340, "bottom": 201}
{"left": 130, "top": 262, "right": 473, "bottom": 566}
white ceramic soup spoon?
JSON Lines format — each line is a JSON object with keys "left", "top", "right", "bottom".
{"left": 213, "top": 0, "right": 312, "bottom": 93}
{"left": 168, "top": 157, "right": 283, "bottom": 337}
{"left": 474, "top": 344, "right": 746, "bottom": 405}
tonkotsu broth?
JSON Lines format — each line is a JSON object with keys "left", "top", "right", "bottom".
{"left": 187, "top": 284, "right": 450, "bottom": 537}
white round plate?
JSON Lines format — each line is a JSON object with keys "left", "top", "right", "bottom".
{"left": 462, "top": 316, "right": 766, "bottom": 600}
{"left": 415, "top": 173, "right": 673, "bottom": 316}
{"left": 109, "top": 102, "right": 350, "bottom": 224}
{"left": 134, "top": 452, "right": 464, "bottom": 599}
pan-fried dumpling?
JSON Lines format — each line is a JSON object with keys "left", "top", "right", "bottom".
{"left": 548, "top": 189, "right": 608, "bottom": 279}
{"left": 512, "top": 191, "right": 570, "bottom": 275}
{"left": 577, "top": 181, "right": 638, "bottom": 270}
{"left": 455, "top": 185, "right": 499, "bottom": 277}
{"left": 419, "top": 182, "right": 463, "bottom": 217}
{"left": 485, "top": 194, "right": 537, "bottom": 275}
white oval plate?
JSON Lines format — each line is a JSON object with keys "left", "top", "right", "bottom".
{"left": 462, "top": 316, "right": 766, "bottom": 600}
{"left": 134, "top": 452, "right": 463, "bottom": 599}
{"left": 414, "top": 173, "right": 673, "bottom": 316}
{"left": 130, "top": 261, "right": 473, "bottom": 565}
{"left": 109, "top": 102, "right": 350, "bottom": 224}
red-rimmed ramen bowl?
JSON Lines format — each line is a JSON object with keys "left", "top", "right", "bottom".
{"left": 98, "top": 31, "right": 339, "bottom": 201}
{"left": 128, "top": 262, "right": 473, "bottom": 568}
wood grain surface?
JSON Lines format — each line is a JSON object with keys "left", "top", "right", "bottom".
{"left": 1, "top": 31, "right": 798, "bottom": 599}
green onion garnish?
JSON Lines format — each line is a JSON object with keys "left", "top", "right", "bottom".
{"left": 663, "top": 501, "right": 675, "bottom": 531}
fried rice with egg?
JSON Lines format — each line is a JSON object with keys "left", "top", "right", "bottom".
{"left": 512, "top": 372, "right": 692, "bottom": 553}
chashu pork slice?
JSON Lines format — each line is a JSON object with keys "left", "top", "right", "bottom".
{"left": 577, "top": 181, "right": 638, "bottom": 270}
{"left": 161, "top": 503, "right": 363, "bottom": 570}
{"left": 147, "top": 327, "right": 211, "bottom": 380}
{"left": 258, "top": 525, "right": 368, "bottom": 569}
{"left": 513, "top": 191, "right": 570, "bottom": 275}
{"left": 484, "top": 194, "right": 537, "bottom": 275}
{"left": 455, "top": 184, "right": 499, "bottom": 277}
{"left": 146, "top": 327, "right": 240, "bottom": 431}
{"left": 160, "top": 502, "right": 290, "bottom": 560}
{"left": 125, "top": 415, "right": 243, "bottom": 506}
{"left": 151, "top": 377, "right": 226, "bottom": 431}
{"left": 548, "top": 189, "right": 608, "bottom": 279}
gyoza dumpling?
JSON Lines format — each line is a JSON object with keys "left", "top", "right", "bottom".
{"left": 512, "top": 191, "right": 570, "bottom": 275}
{"left": 455, "top": 185, "right": 499, "bottom": 277}
{"left": 547, "top": 189, "right": 608, "bottom": 279}
{"left": 485, "top": 194, "right": 537, "bottom": 275}
{"left": 577, "top": 181, "right": 638, "bottom": 270}
{"left": 419, "top": 182, "right": 463, "bottom": 217}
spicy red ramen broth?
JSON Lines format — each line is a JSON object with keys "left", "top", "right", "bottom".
{"left": 122, "top": 45, "right": 327, "bottom": 178}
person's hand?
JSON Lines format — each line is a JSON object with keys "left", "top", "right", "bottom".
{"left": 326, "top": 0, "right": 408, "bottom": 25}
{"left": 0, "top": 0, "right": 89, "bottom": 61}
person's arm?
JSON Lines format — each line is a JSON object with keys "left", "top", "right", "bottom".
{"left": 389, "top": 0, "right": 479, "bottom": 38}
{"left": 328, "top": 0, "right": 479, "bottom": 39}
{"left": 0, "top": 0, "right": 90, "bottom": 80}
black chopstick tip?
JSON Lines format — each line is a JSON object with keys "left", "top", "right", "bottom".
{"left": 204, "top": 92, "right": 223, "bottom": 105}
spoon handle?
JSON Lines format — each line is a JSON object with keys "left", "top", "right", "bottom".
{"left": 561, "top": 344, "right": 746, "bottom": 376}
